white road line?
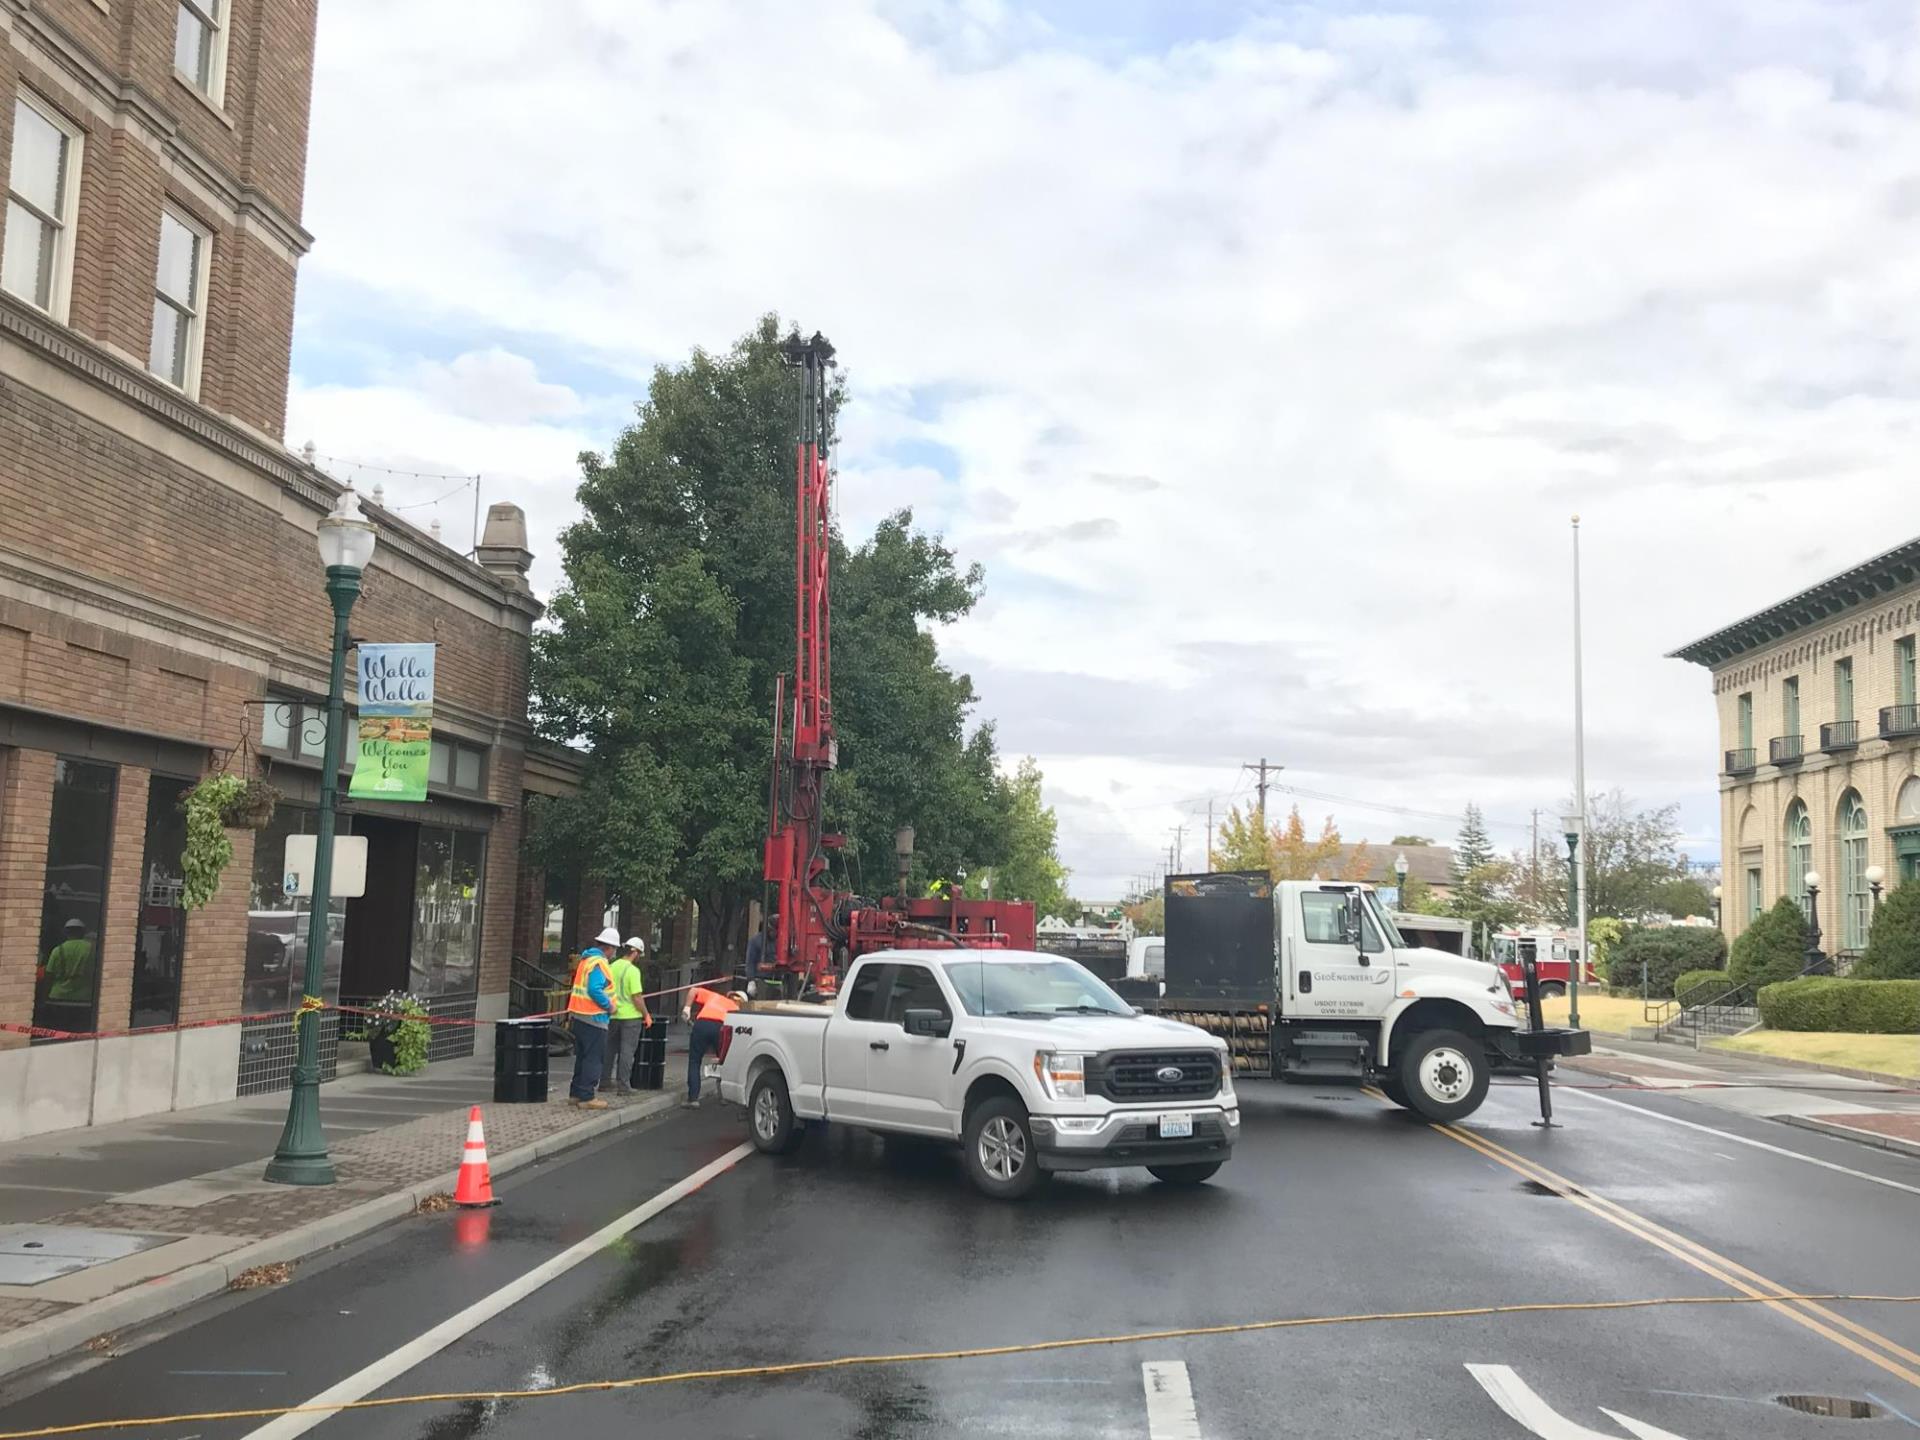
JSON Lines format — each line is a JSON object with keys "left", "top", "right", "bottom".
{"left": 243, "top": 1142, "right": 754, "bottom": 1439}
{"left": 1466, "top": 1365, "right": 1689, "bottom": 1440}
{"left": 1559, "top": 1087, "right": 1920, "bottom": 1198}
{"left": 1142, "top": 1360, "right": 1202, "bottom": 1440}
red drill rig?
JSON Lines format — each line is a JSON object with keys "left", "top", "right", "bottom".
{"left": 760, "top": 333, "right": 1036, "bottom": 997}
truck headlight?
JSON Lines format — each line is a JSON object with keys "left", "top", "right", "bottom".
{"left": 1218, "top": 1062, "right": 1236, "bottom": 1101}
{"left": 1034, "top": 1051, "right": 1089, "bottom": 1100}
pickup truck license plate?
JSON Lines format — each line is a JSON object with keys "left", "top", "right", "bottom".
{"left": 1159, "top": 1113, "right": 1193, "bottom": 1139}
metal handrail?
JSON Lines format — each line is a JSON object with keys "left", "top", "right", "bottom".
{"left": 1819, "top": 719, "right": 1859, "bottom": 752}
{"left": 1724, "top": 747, "right": 1757, "bottom": 775}
{"left": 1881, "top": 703, "right": 1920, "bottom": 739}
{"left": 1768, "top": 734, "right": 1804, "bottom": 765}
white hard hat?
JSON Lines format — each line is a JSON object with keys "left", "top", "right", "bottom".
{"left": 624, "top": 936, "right": 646, "bottom": 953}
{"left": 596, "top": 926, "right": 621, "bottom": 947}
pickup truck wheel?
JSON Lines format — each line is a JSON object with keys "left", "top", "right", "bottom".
{"left": 1398, "top": 1028, "right": 1489, "bottom": 1123}
{"left": 1378, "top": 1077, "right": 1411, "bottom": 1109}
{"left": 1537, "top": 981, "right": 1567, "bottom": 1000}
{"left": 962, "top": 1096, "right": 1047, "bottom": 1200}
{"left": 1146, "top": 1162, "right": 1222, "bottom": 1185}
{"left": 748, "top": 1070, "right": 803, "bottom": 1155}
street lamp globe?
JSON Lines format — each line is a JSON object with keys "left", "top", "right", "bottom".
{"left": 1865, "top": 864, "right": 1886, "bottom": 886}
{"left": 1559, "top": 813, "right": 1581, "bottom": 845}
{"left": 1711, "top": 885, "right": 1722, "bottom": 901}
{"left": 1394, "top": 853, "right": 1409, "bottom": 882}
{"left": 316, "top": 488, "right": 377, "bottom": 572}
{"left": 1804, "top": 870, "right": 1822, "bottom": 892}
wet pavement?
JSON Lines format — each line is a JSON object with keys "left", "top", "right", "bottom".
{"left": 0, "top": 1073, "right": 1917, "bottom": 1438}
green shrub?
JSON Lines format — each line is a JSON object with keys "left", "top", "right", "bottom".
{"left": 1673, "top": 968, "right": 1732, "bottom": 1008}
{"left": 1729, "top": 897, "right": 1810, "bottom": 990}
{"left": 1857, "top": 881, "right": 1920, "bottom": 980}
{"left": 1756, "top": 977, "right": 1920, "bottom": 1033}
{"left": 1609, "top": 926, "right": 1728, "bottom": 998}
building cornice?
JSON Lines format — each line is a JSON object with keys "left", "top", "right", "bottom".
{"left": 1669, "top": 537, "right": 1920, "bottom": 668}
{"left": 1, "top": 297, "right": 544, "bottom": 626}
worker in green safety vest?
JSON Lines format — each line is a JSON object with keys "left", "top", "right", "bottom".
{"left": 41, "top": 918, "right": 95, "bottom": 1004}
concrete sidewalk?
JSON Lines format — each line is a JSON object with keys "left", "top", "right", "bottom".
{"left": 1563, "top": 1035, "right": 1920, "bottom": 1159}
{"left": 0, "top": 1054, "right": 689, "bottom": 1381}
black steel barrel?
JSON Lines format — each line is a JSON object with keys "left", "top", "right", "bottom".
{"left": 633, "top": 1024, "right": 669, "bottom": 1090}
{"left": 493, "top": 1018, "right": 550, "bottom": 1103}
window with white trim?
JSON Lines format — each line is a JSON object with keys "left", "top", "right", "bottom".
{"left": 149, "top": 208, "right": 209, "bottom": 394}
{"left": 1839, "top": 792, "right": 1869, "bottom": 952}
{"left": 174, "top": 0, "right": 229, "bottom": 103}
{"left": 3, "top": 95, "right": 82, "bottom": 319}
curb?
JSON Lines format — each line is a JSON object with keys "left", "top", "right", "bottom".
{"left": 0, "top": 1091, "right": 681, "bottom": 1383}
{"left": 1778, "top": 1113, "right": 1920, "bottom": 1161}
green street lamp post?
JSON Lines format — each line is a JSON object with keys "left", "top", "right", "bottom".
{"left": 1560, "top": 812, "right": 1582, "bottom": 1030}
{"left": 265, "top": 488, "right": 377, "bottom": 1186}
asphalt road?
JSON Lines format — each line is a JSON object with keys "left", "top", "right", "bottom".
{"left": 2, "top": 1073, "right": 1918, "bottom": 1440}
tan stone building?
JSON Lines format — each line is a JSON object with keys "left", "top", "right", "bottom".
{"left": 1672, "top": 540, "right": 1920, "bottom": 957}
{"left": 0, "top": 0, "right": 581, "bottom": 1139}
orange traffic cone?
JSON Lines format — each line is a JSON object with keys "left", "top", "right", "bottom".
{"left": 454, "top": 1105, "right": 499, "bottom": 1208}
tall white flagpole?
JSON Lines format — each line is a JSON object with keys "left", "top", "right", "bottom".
{"left": 1571, "top": 515, "right": 1587, "bottom": 1030}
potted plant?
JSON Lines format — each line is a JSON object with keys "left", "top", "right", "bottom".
{"left": 365, "top": 990, "right": 430, "bottom": 1075}
{"left": 221, "top": 778, "right": 280, "bottom": 831}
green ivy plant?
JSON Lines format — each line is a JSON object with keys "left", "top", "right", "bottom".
{"left": 181, "top": 774, "right": 246, "bottom": 911}
{"left": 369, "top": 989, "right": 431, "bottom": 1075}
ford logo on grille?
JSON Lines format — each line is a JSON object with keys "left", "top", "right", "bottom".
{"left": 1155, "top": 1065, "right": 1186, "bottom": 1084}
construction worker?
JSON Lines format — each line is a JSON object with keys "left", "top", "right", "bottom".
{"left": 926, "top": 877, "right": 954, "bottom": 900}
{"left": 679, "top": 984, "right": 742, "bottom": 1108}
{"left": 40, "top": 918, "right": 95, "bottom": 1006}
{"left": 606, "top": 937, "right": 652, "bottom": 1094}
{"left": 566, "top": 934, "right": 618, "bottom": 1109}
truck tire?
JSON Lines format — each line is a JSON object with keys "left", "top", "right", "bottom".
{"left": 962, "top": 1095, "right": 1048, "bottom": 1200}
{"left": 748, "top": 1069, "right": 804, "bottom": 1155}
{"left": 1537, "top": 981, "right": 1566, "bottom": 1000}
{"left": 1378, "top": 1076, "right": 1411, "bottom": 1109}
{"left": 1146, "top": 1162, "right": 1222, "bottom": 1185}
{"left": 1397, "top": 1028, "right": 1489, "bottom": 1123}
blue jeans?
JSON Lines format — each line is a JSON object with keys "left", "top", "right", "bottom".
{"left": 689, "top": 1019, "right": 723, "bottom": 1101}
{"left": 571, "top": 1021, "right": 607, "bottom": 1101}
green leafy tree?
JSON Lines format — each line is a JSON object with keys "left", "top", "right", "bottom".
{"left": 1646, "top": 876, "right": 1716, "bottom": 920}
{"left": 1125, "top": 892, "right": 1165, "bottom": 934}
{"left": 1452, "top": 805, "right": 1495, "bottom": 880}
{"left": 1392, "top": 834, "right": 1434, "bottom": 846}
{"left": 1857, "top": 881, "right": 1920, "bottom": 979}
{"left": 1545, "top": 790, "right": 1693, "bottom": 921}
{"left": 1728, "top": 897, "right": 1810, "bottom": 991}
{"left": 532, "top": 316, "right": 1010, "bottom": 959}
{"left": 1449, "top": 857, "right": 1525, "bottom": 942}
{"left": 969, "top": 757, "right": 1071, "bottom": 920}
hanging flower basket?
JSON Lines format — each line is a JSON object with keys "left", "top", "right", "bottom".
{"left": 219, "top": 778, "right": 281, "bottom": 831}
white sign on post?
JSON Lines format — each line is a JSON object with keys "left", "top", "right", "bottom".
{"left": 282, "top": 835, "right": 369, "bottom": 899}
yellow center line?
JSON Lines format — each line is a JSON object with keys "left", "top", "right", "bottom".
{"left": 1431, "top": 1119, "right": 1920, "bottom": 1389}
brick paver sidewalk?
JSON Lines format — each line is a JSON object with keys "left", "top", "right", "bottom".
{"left": 0, "top": 1087, "right": 678, "bottom": 1365}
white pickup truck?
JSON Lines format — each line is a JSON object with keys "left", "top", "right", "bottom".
{"left": 717, "top": 950, "right": 1237, "bottom": 1200}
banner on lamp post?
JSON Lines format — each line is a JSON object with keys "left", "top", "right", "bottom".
{"left": 348, "top": 643, "right": 435, "bottom": 802}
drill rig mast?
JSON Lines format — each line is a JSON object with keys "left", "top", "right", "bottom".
{"left": 762, "top": 333, "right": 1036, "bottom": 996}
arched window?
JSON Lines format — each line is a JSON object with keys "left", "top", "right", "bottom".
{"left": 1840, "top": 792, "right": 1869, "bottom": 951}
{"left": 1786, "top": 800, "right": 1812, "bottom": 917}
{"left": 1899, "top": 777, "right": 1920, "bottom": 823}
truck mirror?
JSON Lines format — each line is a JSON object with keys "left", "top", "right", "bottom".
{"left": 902, "top": 1007, "right": 951, "bottom": 1038}
{"left": 1343, "top": 891, "right": 1365, "bottom": 951}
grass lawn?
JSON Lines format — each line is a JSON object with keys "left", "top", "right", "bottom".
{"left": 1533, "top": 992, "right": 1650, "bottom": 1036}
{"left": 1711, "top": 1031, "right": 1920, "bottom": 1079}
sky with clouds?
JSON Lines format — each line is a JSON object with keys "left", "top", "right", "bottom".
{"left": 286, "top": 0, "right": 1920, "bottom": 900}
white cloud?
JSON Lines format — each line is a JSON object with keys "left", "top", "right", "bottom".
{"left": 293, "top": 0, "right": 1920, "bottom": 894}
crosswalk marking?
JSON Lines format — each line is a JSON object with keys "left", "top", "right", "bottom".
{"left": 1142, "top": 1360, "right": 1203, "bottom": 1440}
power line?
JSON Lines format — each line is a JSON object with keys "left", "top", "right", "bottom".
{"left": 1272, "top": 783, "right": 1533, "bottom": 834}
{"left": 312, "top": 451, "right": 481, "bottom": 483}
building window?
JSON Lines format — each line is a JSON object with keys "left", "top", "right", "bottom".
{"left": 1786, "top": 799, "right": 1812, "bottom": 918}
{"left": 3, "top": 95, "right": 81, "bottom": 320}
{"left": 34, "top": 759, "right": 117, "bottom": 1040}
{"left": 174, "top": 0, "right": 228, "bottom": 102}
{"left": 261, "top": 694, "right": 344, "bottom": 765}
{"left": 429, "top": 738, "right": 486, "bottom": 794}
{"left": 1782, "top": 675, "right": 1799, "bottom": 739}
{"left": 1745, "top": 864, "right": 1763, "bottom": 923}
{"left": 1839, "top": 792, "right": 1869, "bottom": 952}
{"left": 1834, "top": 657, "right": 1854, "bottom": 724}
{"left": 132, "top": 777, "right": 192, "bottom": 1029}
{"left": 410, "top": 826, "right": 484, "bottom": 997}
{"left": 244, "top": 803, "right": 348, "bottom": 1015}
{"left": 1900, "top": 636, "right": 1917, "bottom": 710}
{"left": 149, "top": 208, "right": 208, "bottom": 395}
{"left": 1737, "top": 692, "right": 1753, "bottom": 752}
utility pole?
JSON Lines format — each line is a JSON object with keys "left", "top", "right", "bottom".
{"left": 1244, "top": 758, "right": 1282, "bottom": 868}
{"left": 1570, "top": 516, "right": 1587, "bottom": 1032}
{"left": 1206, "top": 800, "right": 1214, "bottom": 872}
{"left": 1530, "top": 808, "right": 1540, "bottom": 911}
{"left": 1171, "top": 825, "right": 1186, "bottom": 873}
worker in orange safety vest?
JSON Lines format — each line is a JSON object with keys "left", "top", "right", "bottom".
{"left": 566, "top": 934, "right": 618, "bottom": 1108}
{"left": 679, "top": 984, "right": 742, "bottom": 1109}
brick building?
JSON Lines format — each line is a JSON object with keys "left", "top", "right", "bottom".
{"left": 0, "top": 0, "right": 560, "bottom": 1139}
{"left": 1672, "top": 537, "right": 1920, "bottom": 957}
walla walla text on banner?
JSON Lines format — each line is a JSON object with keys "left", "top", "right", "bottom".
{"left": 348, "top": 643, "right": 435, "bottom": 802}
